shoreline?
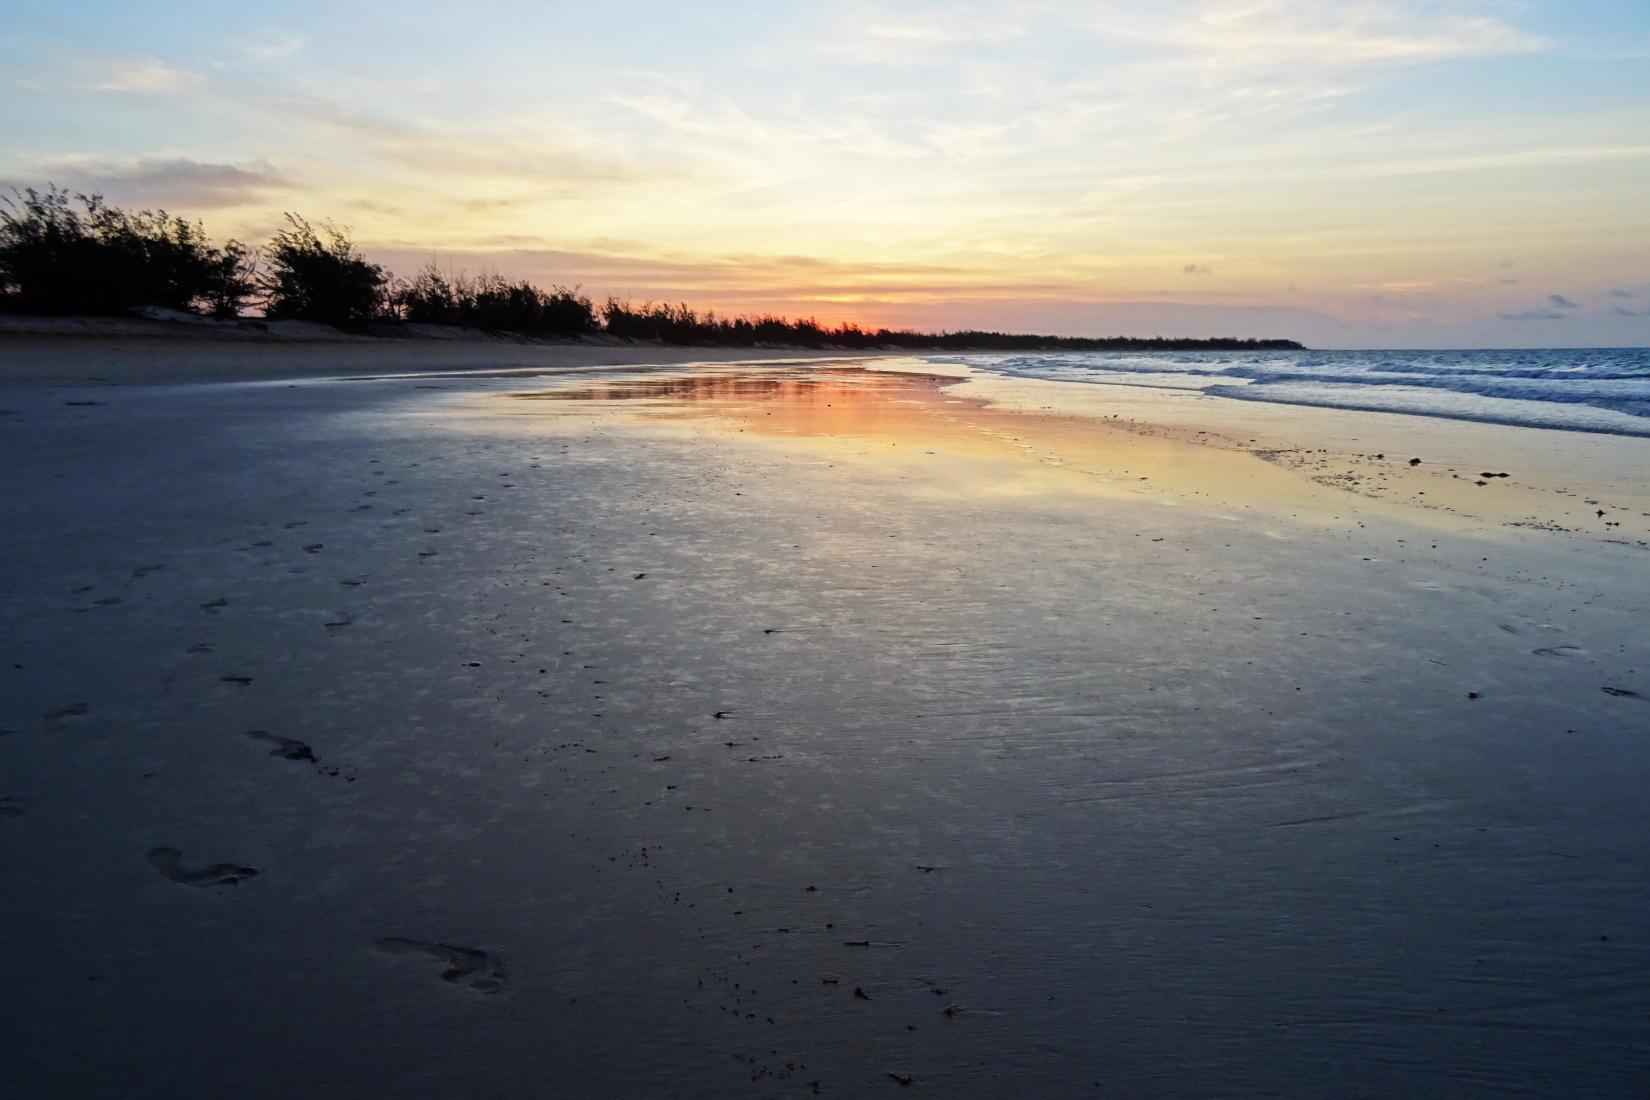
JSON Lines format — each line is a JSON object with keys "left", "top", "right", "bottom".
{"left": 478, "top": 355, "right": 1650, "bottom": 550}
{"left": 4, "top": 332, "right": 1646, "bottom": 547}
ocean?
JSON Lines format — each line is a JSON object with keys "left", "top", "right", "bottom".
{"left": 946, "top": 347, "right": 1650, "bottom": 437}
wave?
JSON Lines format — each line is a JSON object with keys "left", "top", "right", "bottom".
{"left": 957, "top": 348, "right": 1650, "bottom": 437}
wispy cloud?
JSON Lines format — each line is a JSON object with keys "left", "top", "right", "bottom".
{"left": 89, "top": 58, "right": 200, "bottom": 93}
{"left": 1499, "top": 309, "right": 1567, "bottom": 322}
{"left": 2, "top": 157, "right": 287, "bottom": 208}
{"left": 1549, "top": 293, "right": 1579, "bottom": 309}
{"left": 810, "top": 4, "right": 1030, "bottom": 64}
{"left": 241, "top": 32, "right": 306, "bottom": 60}
{"left": 1089, "top": 0, "right": 1545, "bottom": 71}
{"left": 860, "top": 15, "right": 1025, "bottom": 46}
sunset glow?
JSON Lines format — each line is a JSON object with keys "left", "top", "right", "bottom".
{"left": 3, "top": 1, "right": 1648, "bottom": 346}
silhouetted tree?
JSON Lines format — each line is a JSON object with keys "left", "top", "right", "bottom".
{"left": 389, "top": 263, "right": 596, "bottom": 334}
{"left": 0, "top": 186, "right": 255, "bottom": 316}
{"left": 259, "top": 215, "right": 387, "bottom": 325}
{"left": 390, "top": 263, "right": 461, "bottom": 324}
{"left": 199, "top": 239, "right": 258, "bottom": 318}
{"left": 1, "top": 181, "right": 1305, "bottom": 349}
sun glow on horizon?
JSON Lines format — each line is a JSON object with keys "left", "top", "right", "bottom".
{"left": 2, "top": 0, "right": 1649, "bottom": 346}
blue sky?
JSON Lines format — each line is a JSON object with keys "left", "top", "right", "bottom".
{"left": 2, "top": 0, "right": 1649, "bottom": 346}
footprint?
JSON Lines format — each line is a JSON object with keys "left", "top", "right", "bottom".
{"left": 147, "top": 847, "right": 259, "bottom": 887}
{"left": 220, "top": 675, "right": 253, "bottom": 686}
{"left": 323, "top": 613, "right": 353, "bottom": 633}
{"left": 0, "top": 796, "right": 24, "bottom": 819}
{"left": 131, "top": 564, "right": 166, "bottom": 578}
{"left": 45, "top": 702, "right": 88, "bottom": 722}
{"left": 201, "top": 597, "right": 228, "bottom": 613}
{"left": 1603, "top": 687, "right": 1643, "bottom": 701}
{"left": 373, "top": 938, "right": 505, "bottom": 993}
{"left": 1532, "top": 646, "right": 1585, "bottom": 659}
{"left": 245, "top": 730, "right": 316, "bottom": 762}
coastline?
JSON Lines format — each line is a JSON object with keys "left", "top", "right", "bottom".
{"left": 5, "top": 330, "right": 1646, "bottom": 545}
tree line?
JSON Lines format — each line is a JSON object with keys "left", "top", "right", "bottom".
{"left": 0, "top": 187, "right": 1301, "bottom": 350}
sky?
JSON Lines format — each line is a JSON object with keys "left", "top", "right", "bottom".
{"left": 2, "top": 0, "right": 1648, "bottom": 348}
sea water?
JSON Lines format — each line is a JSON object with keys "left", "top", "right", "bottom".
{"left": 942, "top": 347, "right": 1650, "bottom": 437}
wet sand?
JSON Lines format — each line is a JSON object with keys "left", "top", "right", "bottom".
{"left": 0, "top": 328, "right": 863, "bottom": 386}
{"left": 2, "top": 350, "right": 1648, "bottom": 1097}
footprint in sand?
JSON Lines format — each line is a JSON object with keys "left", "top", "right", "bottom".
{"left": 44, "top": 702, "right": 88, "bottom": 722}
{"left": 1603, "top": 687, "right": 1644, "bottom": 701}
{"left": 147, "top": 847, "right": 259, "bottom": 887}
{"left": 373, "top": 938, "right": 505, "bottom": 993}
{"left": 245, "top": 730, "right": 316, "bottom": 762}
{"left": 1532, "top": 645, "right": 1586, "bottom": 659}
{"left": 0, "top": 796, "right": 25, "bottom": 819}
{"left": 200, "top": 597, "right": 228, "bottom": 614}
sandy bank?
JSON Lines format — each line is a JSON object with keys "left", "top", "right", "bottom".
{"left": 0, "top": 320, "right": 886, "bottom": 386}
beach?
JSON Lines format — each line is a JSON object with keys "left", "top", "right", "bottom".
{"left": 2, "top": 337, "right": 1648, "bottom": 1097}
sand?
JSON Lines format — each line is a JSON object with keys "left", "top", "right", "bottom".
{"left": 0, "top": 323, "right": 867, "bottom": 386}
{"left": 1, "top": 339, "right": 1647, "bottom": 1097}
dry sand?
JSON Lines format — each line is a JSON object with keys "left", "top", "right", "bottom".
{"left": 1, "top": 339, "right": 1647, "bottom": 1097}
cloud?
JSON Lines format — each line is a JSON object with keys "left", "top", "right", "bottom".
{"left": 860, "top": 16, "right": 1025, "bottom": 46}
{"left": 1613, "top": 306, "right": 1646, "bottom": 318}
{"left": 1548, "top": 293, "right": 1579, "bottom": 309}
{"left": 1499, "top": 309, "right": 1566, "bottom": 322}
{"left": 89, "top": 58, "right": 200, "bottom": 93}
{"left": 1608, "top": 288, "right": 1636, "bottom": 299}
{"left": 1183, "top": 263, "right": 1212, "bottom": 275}
{"left": 242, "top": 32, "right": 306, "bottom": 60}
{"left": 809, "top": 5, "right": 1029, "bottom": 64}
{"left": 9, "top": 157, "right": 288, "bottom": 208}
{"left": 1089, "top": 0, "right": 1545, "bottom": 71}
{"left": 365, "top": 244, "right": 985, "bottom": 298}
